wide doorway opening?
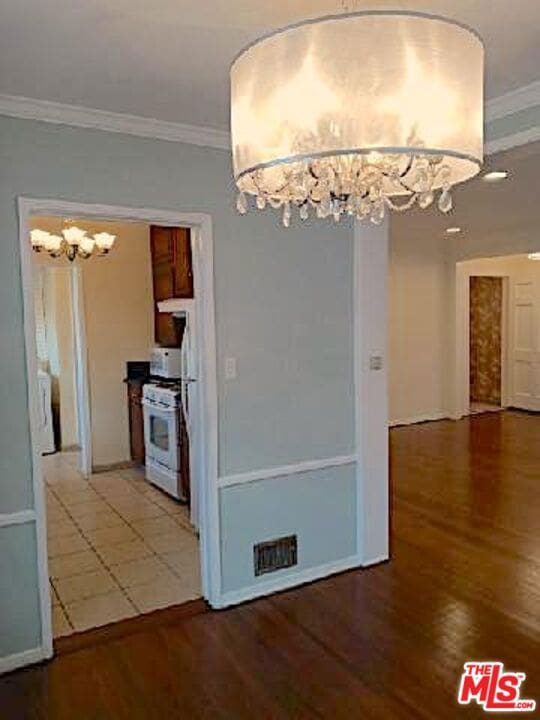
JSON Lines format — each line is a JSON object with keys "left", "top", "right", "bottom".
{"left": 19, "top": 200, "right": 218, "bottom": 652}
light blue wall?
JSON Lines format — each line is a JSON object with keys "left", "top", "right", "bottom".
{"left": 220, "top": 464, "right": 357, "bottom": 594}
{"left": 0, "top": 116, "right": 355, "bottom": 657}
{"left": 0, "top": 524, "right": 41, "bottom": 656}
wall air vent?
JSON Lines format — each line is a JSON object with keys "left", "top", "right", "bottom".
{"left": 254, "top": 535, "right": 298, "bottom": 576}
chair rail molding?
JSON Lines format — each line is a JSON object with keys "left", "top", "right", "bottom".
{"left": 218, "top": 454, "right": 358, "bottom": 488}
{"left": 0, "top": 509, "right": 36, "bottom": 528}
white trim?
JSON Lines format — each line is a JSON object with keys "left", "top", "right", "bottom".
{"left": 485, "top": 127, "right": 540, "bottom": 156}
{"left": 454, "top": 262, "right": 511, "bottom": 420}
{"left": 218, "top": 454, "right": 357, "bottom": 488}
{"left": 0, "top": 94, "right": 230, "bottom": 150}
{"left": 18, "top": 198, "right": 54, "bottom": 663}
{"left": 214, "top": 554, "right": 362, "bottom": 609}
{"left": 362, "top": 553, "right": 389, "bottom": 567}
{"left": 389, "top": 412, "right": 448, "bottom": 427}
{"left": 70, "top": 267, "right": 92, "bottom": 477}
{"left": 486, "top": 80, "right": 540, "bottom": 122}
{"left": 0, "top": 510, "right": 36, "bottom": 528}
{"left": 0, "top": 646, "right": 47, "bottom": 675}
{"left": 16, "top": 198, "right": 220, "bottom": 666}
{"left": 354, "top": 219, "right": 390, "bottom": 567}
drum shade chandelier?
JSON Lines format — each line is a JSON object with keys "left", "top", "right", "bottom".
{"left": 230, "top": 11, "right": 484, "bottom": 226}
{"left": 30, "top": 224, "right": 116, "bottom": 261}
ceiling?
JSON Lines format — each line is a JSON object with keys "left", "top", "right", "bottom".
{"left": 392, "top": 141, "right": 540, "bottom": 251}
{"left": 1, "top": 1, "right": 539, "bottom": 130}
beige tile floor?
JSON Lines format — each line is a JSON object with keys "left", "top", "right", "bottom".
{"left": 45, "top": 451, "right": 201, "bottom": 637}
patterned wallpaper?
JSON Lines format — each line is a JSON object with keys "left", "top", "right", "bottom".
{"left": 469, "top": 276, "right": 503, "bottom": 405}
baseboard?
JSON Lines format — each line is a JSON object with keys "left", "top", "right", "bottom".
{"left": 362, "top": 553, "right": 390, "bottom": 567}
{"left": 389, "top": 412, "right": 448, "bottom": 428}
{"left": 213, "top": 554, "right": 362, "bottom": 609}
{"left": 0, "top": 645, "right": 48, "bottom": 675}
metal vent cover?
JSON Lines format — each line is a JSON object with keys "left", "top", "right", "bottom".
{"left": 254, "top": 535, "right": 298, "bottom": 576}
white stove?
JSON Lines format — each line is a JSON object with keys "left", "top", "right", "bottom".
{"left": 142, "top": 381, "right": 185, "bottom": 500}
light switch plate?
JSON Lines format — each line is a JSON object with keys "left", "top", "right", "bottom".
{"left": 369, "top": 355, "right": 384, "bottom": 371}
{"left": 224, "top": 357, "right": 237, "bottom": 380}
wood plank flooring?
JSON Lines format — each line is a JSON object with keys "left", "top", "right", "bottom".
{"left": 1, "top": 411, "right": 539, "bottom": 718}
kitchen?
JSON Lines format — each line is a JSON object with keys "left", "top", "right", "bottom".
{"left": 32, "top": 217, "right": 203, "bottom": 637}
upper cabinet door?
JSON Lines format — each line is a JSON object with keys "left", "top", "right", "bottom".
{"left": 172, "top": 228, "right": 194, "bottom": 298}
{"left": 150, "top": 225, "right": 193, "bottom": 346}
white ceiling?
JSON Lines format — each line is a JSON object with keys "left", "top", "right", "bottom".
{"left": 392, "top": 141, "right": 540, "bottom": 250}
{"left": 1, "top": 1, "right": 539, "bottom": 130}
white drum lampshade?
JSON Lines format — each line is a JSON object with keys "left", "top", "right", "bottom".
{"left": 230, "top": 12, "right": 484, "bottom": 226}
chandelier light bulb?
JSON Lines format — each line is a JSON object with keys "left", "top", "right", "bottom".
{"left": 30, "top": 225, "right": 117, "bottom": 261}
{"left": 79, "top": 236, "right": 96, "bottom": 255}
{"left": 93, "top": 232, "right": 116, "bottom": 252}
{"left": 62, "top": 226, "right": 87, "bottom": 246}
{"left": 44, "top": 234, "right": 63, "bottom": 253}
{"left": 30, "top": 229, "right": 50, "bottom": 249}
{"left": 230, "top": 11, "right": 484, "bottom": 226}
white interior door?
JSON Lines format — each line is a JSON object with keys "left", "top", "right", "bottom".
{"left": 510, "top": 278, "right": 540, "bottom": 410}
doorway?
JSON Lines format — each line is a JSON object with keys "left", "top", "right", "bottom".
{"left": 18, "top": 199, "right": 219, "bottom": 657}
{"left": 454, "top": 252, "right": 540, "bottom": 418}
{"left": 469, "top": 276, "right": 504, "bottom": 414}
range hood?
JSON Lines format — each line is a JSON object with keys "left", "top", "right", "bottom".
{"left": 157, "top": 298, "right": 195, "bottom": 317}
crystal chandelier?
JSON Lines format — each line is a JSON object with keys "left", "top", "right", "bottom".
{"left": 30, "top": 225, "right": 116, "bottom": 261}
{"left": 230, "top": 12, "right": 484, "bottom": 226}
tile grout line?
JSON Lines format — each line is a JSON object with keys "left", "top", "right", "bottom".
{"left": 47, "top": 460, "right": 200, "bottom": 629}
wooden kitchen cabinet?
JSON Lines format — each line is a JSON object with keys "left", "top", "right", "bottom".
{"left": 150, "top": 226, "right": 193, "bottom": 347}
{"left": 127, "top": 380, "right": 145, "bottom": 465}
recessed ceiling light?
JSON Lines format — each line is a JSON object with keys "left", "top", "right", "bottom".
{"left": 446, "top": 227, "right": 462, "bottom": 234}
{"left": 482, "top": 170, "right": 508, "bottom": 182}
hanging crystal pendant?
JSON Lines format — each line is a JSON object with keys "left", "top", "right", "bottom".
{"left": 236, "top": 192, "right": 248, "bottom": 215}
{"left": 299, "top": 204, "right": 309, "bottom": 221}
{"left": 438, "top": 189, "right": 453, "bottom": 213}
{"left": 282, "top": 202, "right": 291, "bottom": 227}
{"left": 256, "top": 195, "right": 267, "bottom": 210}
{"left": 418, "top": 190, "right": 434, "bottom": 209}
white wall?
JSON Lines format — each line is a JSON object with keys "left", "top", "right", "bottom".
{"left": 388, "top": 229, "right": 449, "bottom": 425}
{"left": 389, "top": 221, "right": 540, "bottom": 425}
{"left": 32, "top": 218, "right": 154, "bottom": 467}
{"left": 31, "top": 264, "right": 79, "bottom": 448}
{"left": 80, "top": 220, "right": 153, "bottom": 468}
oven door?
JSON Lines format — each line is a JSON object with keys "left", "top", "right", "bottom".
{"left": 142, "top": 400, "right": 180, "bottom": 471}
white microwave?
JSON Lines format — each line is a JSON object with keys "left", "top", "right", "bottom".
{"left": 150, "top": 347, "right": 182, "bottom": 379}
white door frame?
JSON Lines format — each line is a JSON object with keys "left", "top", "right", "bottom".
{"left": 18, "top": 197, "right": 220, "bottom": 660}
{"left": 455, "top": 261, "right": 510, "bottom": 418}
{"left": 69, "top": 265, "right": 93, "bottom": 477}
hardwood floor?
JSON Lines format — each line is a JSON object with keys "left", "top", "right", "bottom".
{"left": 1, "top": 411, "right": 539, "bottom": 719}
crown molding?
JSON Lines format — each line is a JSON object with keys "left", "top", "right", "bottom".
{"left": 0, "top": 80, "right": 539, "bottom": 153}
{"left": 485, "top": 126, "right": 540, "bottom": 156}
{"left": 0, "top": 93, "right": 231, "bottom": 150}
{"left": 485, "top": 80, "right": 540, "bottom": 122}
